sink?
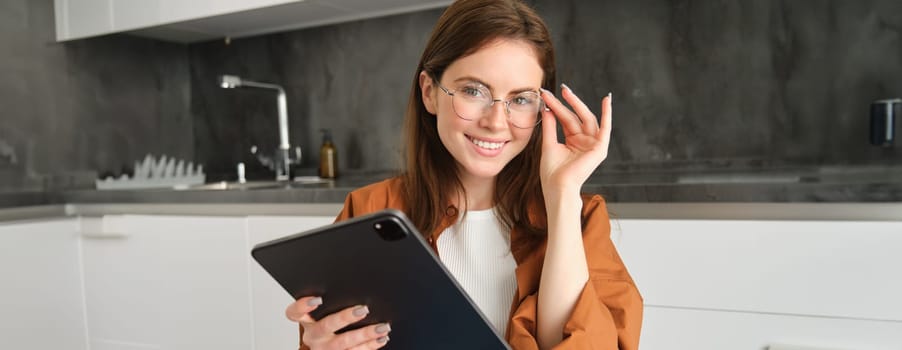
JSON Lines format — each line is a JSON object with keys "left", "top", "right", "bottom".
{"left": 179, "top": 181, "right": 278, "bottom": 191}
{"left": 178, "top": 177, "right": 334, "bottom": 191}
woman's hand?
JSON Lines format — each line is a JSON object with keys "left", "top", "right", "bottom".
{"left": 285, "top": 296, "right": 391, "bottom": 349}
{"left": 539, "top": 85, "right": 612, "bottom": 196}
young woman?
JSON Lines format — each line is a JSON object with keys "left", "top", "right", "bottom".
{"left": 285, "top": 0, "right": 642, "bottom": 349}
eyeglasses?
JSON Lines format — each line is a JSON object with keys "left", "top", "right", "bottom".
{"left": 437, "top": 82, "right": 543, "bottom": 129}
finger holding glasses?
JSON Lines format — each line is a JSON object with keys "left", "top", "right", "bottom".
{"left": 538, "top": 84, "right": 613, "bottom": 190}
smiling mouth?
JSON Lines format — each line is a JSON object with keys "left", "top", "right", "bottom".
{"left": 467, "top": 135, "right": 507, "bottom": 150}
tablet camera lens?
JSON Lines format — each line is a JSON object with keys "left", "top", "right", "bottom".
{"left": 374, "top": 219, "right": 406, "bottom": 241}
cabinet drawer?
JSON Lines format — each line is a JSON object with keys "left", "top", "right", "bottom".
{"left": 80, "top": 215, "right": 253, "bottom": 350}
{"left": 613, "top": 219, "right": 902, "bottom": 321}
{"left": 641, "top": 305, "right": 902, "bottom": 350}
{"left": 0, "top": 219, "right": 87, "bottom": 350}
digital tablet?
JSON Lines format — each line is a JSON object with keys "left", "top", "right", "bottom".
{"left": 251, "top": 209, "right": 511, "bottom": 350}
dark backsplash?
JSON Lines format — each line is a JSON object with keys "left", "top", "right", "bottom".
{"left": 1, "top": 0, "right": 192, "bottom": 191}
{"left": 190, "top": 0, "right": 902, "bottom": 180}
{"left": 2, "top": 0, "right": 901, "bottom": 190}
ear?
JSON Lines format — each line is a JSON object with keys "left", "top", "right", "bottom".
{"left": 419, "top": 71, "right": 438, "bottom": 115}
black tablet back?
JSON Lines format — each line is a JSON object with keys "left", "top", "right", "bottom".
{"left": 251, "top": 209, "right": 511, "bottom": 350}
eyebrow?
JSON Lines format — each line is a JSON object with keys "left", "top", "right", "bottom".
{"left": 452, "top": 76, "right": 539, "bottom": 95}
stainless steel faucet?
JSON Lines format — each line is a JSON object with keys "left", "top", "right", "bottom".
{"left": 219, "top": 75, "right": 300, "bottom": 181}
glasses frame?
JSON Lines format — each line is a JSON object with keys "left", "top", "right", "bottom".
{"left": 437, "top": 83, "right": 543, "bottom": 129}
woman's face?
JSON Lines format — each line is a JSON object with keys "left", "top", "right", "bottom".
{"left": 420, "top": 39, "right": 544, "bottom": 183}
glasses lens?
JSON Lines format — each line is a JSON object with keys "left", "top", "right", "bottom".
{"left": 508, "top": 92, "right": 542, "bottom": 128}
{"left": 451, "top": 85, "right": 491, "bottom": 120}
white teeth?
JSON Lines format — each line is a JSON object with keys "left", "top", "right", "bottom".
{"left": 469, "top": 137, "right": 504, "bottom": 150}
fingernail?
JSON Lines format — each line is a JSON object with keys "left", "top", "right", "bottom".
{"left": 561, "top": 83, "right": 572, "bottom": 93}
{"left": 375, "top": 323, "right": 391, "bottom": 334}
{"left": 377, "top": 336, "right": 390, "bottom": 344}
{"left": 353, "top": 305, "right": 369, "bottom": 317}
{"left": 608, "top": 92, "right": 613, "bottom": 101}
{"left": 540, "top": 88, "right": 552, "bottom": 95}
{"left": 306, "top": 297, "right": 323, "bottom": 307}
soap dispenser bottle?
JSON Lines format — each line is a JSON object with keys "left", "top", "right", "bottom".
{"left": 319, "top": 129, "right": 338, "bottom": 179}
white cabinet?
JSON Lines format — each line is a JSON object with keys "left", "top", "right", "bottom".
{"left": 0, "top": 218, "right": 87, "bottom": 350}
{"left": 6, "top": 204, "right": 901, "bottom": 350}
{"left": 641, "top": 305, "right": 902, "bottom": 350}
{"left": 110, "top": 0, "right": 160, "bottom": 32}
{"left": 612, "top": 219, "right": 902, "bottom": 349}
{"left": 55, "top": 0, "right": 452, "bottom": 42}
{"left": 58, "top": 0, "right": 300, "bottom": 39}
{"left": 157, "top": 0, "right": 298, "bottom": 24}
{"left": 55, "top": 0, "right": 112, "bottom": 40}
{"left": 247, "top": 215, "right": 336, "bottom": 350}
{"left": 79, "top": 215, "right": 252, "bottom": 350}
{"left": 75, "top": 212, "right": 339, "bottom": 350}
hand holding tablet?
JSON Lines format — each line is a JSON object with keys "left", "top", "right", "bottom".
{"left": 252, "top": 209, "right": 511, "bottom": 350}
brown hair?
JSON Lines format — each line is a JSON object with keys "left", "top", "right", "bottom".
{"left": 401, "top": 0, "right": 556, "bottom": 239}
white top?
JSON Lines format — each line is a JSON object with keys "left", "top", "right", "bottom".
{"left": 436, "top": 208, "right": 518, "bottom": 334}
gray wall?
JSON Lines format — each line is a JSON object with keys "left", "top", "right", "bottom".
{"left": 3, "top": 0, "right": 901, "bottom": 190}
{"left": 190, "top": 0, "right": 902, "bottom": 180}
{"left": 1, "top": 0, "right": 192, "bottom": 191}
{"left": 539, "top": 0, "right": 902, "bottom": 167}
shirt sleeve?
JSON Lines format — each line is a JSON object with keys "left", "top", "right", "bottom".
{"left": 507, "top": 195, "right": 644, "bottom": 350}
{"left": 334, "top": 191, "right": 355, "bottom": 222}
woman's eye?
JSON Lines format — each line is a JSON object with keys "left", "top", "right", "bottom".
{"left": 461, "top": 87, "right": 484, "bottom": 98}
{"left": 513, "top": 95, "right": 536, "bottom": 105}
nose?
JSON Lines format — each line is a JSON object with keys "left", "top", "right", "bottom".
{"left": 479, "top": 99, "right": 508, "bottom": 130}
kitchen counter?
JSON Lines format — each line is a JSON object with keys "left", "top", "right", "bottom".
{"left": 0, "top": 166, "right": 902, "bottom": 221}
{"left": 0, "top": 164, "right": 900, "bottom": 222}
{"left": 55, "top": 178, "right": 902, "bottom": 204}
{"left": 57, "top": 164, "right": 902, "bottom": 203}
{"left": 5, "top": 201, "right": 902, "bottom": 223}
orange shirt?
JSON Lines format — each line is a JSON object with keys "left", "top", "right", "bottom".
{"left": 299, "top": 177, "right": 643, "bottom": 349}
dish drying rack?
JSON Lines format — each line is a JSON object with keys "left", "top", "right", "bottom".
{"left": 96, "top": 155, "right": 205, "bottom": 190}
